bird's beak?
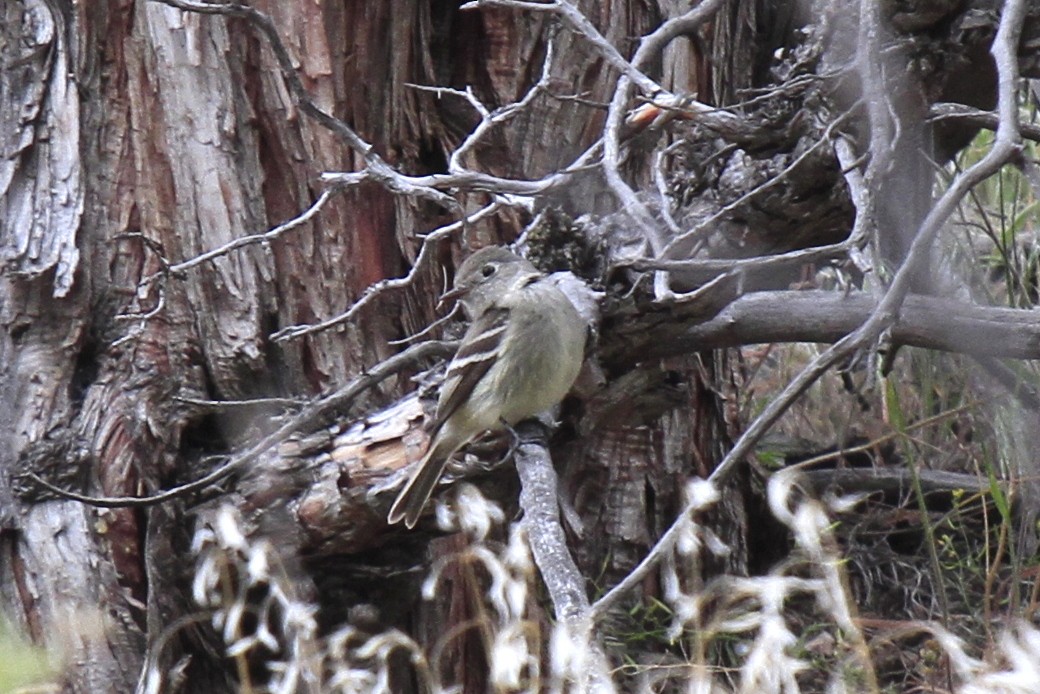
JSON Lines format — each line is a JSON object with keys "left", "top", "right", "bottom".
{"left": 436, "top": 284, "right": 471, "bottom": 311}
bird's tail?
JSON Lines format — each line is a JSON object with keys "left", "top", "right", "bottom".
{"left": 387, "top": 439, "right": 456, "bottom": 528}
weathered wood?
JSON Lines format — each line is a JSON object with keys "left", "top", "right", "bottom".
{"left": 603, "top": 290, "right": 1040, "bottom": 366}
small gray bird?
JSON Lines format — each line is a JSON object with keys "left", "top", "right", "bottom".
{"left": 387, "top": 247, "right": 587, "bottom": 528}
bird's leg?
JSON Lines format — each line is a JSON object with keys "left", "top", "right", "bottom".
{"left": 498, "top": 418, "right": 521, "bottom": 465}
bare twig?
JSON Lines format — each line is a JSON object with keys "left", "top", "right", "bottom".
{"left": 270, "top": 200, "right": 504, "bottom": 342}
{"left": 158, "top": 189, "right": 336, "bottom": 279}
{"left": 111, "top": 290, "right": 166, "bottom": 348}
{"left": 389, "top": 303, "right": 462, "bottom": 346}
{"left": 173, "top": 395, "right": 307, "bottom": 411}
{"left": 929, "top": 102, "right": 1040, "bottom": 143}
{"left": 454, "top": 37, "right": 557, "bottom": 170}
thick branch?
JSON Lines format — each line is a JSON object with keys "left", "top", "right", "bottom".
{"left": 513, "top": 420, "right": 589, "bottom": 622}
{"left": 604, "top": 290, "right": 1040, "bottom": 366}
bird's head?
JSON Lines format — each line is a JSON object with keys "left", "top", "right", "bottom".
{"left": 439, "top": 247, "right": 539, "bottom": 316}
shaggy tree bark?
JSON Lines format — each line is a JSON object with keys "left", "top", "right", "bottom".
{"left": 2, "top": 0, "right": 1039, "bottom": 691}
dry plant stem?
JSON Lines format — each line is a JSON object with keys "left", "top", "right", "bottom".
{"left": 983, "top": 517, "right": 1010, "bottom": 634}
{"left": 28, "top": 339, "right": 455, "bottom": 508}
{"left": 791, "top": 397, "right": 991, "bottom": 470}
{"left": 513, "top": 421, "right": 589, "bottom": 621}
{"left": 591, "top": 0, "right": 1027, "bottom": 617}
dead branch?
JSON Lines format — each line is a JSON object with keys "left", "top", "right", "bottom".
{"left": 799, "top": 467, "right": 1000, "bottom": 497}
{"left": 603, "top": 289, "right": 1040, "bottom": 365}
{"left": 929, "top": 102, "right": 1040, "bottom": 142}
{"left": 513, "top": 420, "right": 590, "bottom": 621}
{"left": 23, "top": 339, "right": 454, "bottom": 508}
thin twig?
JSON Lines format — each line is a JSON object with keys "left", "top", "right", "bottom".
{"left": 270, "top": 200, "right": 503, "bottom": 342}
{"left": 449, "top": 36, "right": 557, "bottom": 171}
{"left": 928, "top": 103, "right": 1040, "bottom": 143}
{"left": 173, "top": 395, "right": 307, "bottom": 411}
{"left": 158, "top": 190, "right": 336, "bottom": 279}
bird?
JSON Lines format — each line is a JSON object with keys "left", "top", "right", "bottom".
{"left": 387, "top": 247, "right": 587, "bottom": 528}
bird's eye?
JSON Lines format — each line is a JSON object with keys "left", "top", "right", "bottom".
{"left": 481, "top": 264, "right": 497, "bottom": 278}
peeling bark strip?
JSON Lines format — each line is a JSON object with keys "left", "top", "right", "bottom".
{"left": 0, "top": 0, "right": 82, "bottom": 297}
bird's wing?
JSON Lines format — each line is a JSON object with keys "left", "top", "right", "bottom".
{"left": 429, "top": 306, "right": 509, "bottom": 434}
